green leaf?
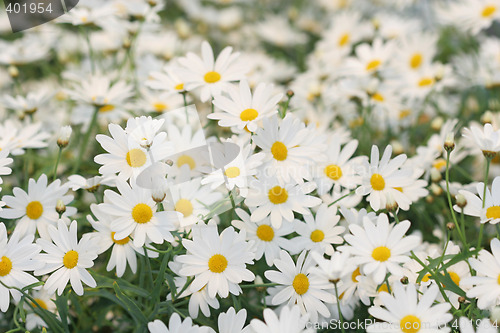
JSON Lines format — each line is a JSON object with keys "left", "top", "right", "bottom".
{"left": 151, "top": 251, "right": 170, "bottom": 308}
{"left": 92, "top": 272, "right": 150, "bottom": 298}
{"left": 55, "top": 293, "right": 70, "bottom": 333}
{"left": 113, "top": 282, "right": 148, "bottom": 326}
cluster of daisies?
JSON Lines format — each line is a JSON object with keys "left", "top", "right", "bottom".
{"left": 2, "top": 0, "right": 500, "bottom": 332}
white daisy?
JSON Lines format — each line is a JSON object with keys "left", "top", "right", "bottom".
{"left": 342, "top": 213, "right": 421, "bottom": 284}
{"left": 456, "top": 176, "right": 500, "bottom": 224}
{"left": 0, "top": 149, "right": 13, "bottom": 185}
{"left": 463, "top": 123, "right": 500, "bottom": 155}
{"left": 24, "top": 288, "right": 57, "bottom": 331}
{"left": 148, "top": 313, "right": 209, "bottom": 333}
{"left": 217, "top": 307, "right": 250, "bottom": 333}
{"left": 177, "top": 223, "right": 255, "bottom": 298}
{"left": 35, "top": 220, "right": 98, "bottom": 296}
{"left": 249, "top": 305, "right": 313, "bottom": 333}
{"left": 264, "top": 250, "right": 334, "bottom": 322}
{"left": 459, "top": 317, "right": 498, "bottom": 333}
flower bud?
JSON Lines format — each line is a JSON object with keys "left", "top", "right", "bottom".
{"left": 152, "top": 186, "right": 167, "bottom": 203}
{"left": 481, "top": 110, "right": 494, "bottom": 124}
{"left": 56, "top": 200, "right": 66, "bottom": 215}
{"left": 430, "top": 183, "right": 443, "bottom": 196}
{"left": 57, "top": 126, "right": 72, "bottom": 148}
{"left": 443, "top": 132, "right": 455, "bottom": 152}
{"left": 400, "top": 276, "right": 409, "bottom": 284}
{"left": 286, "top": 90, "right": 294, "bottom": 98}
{"left": 455, "top": 193, "right": 467, "bottom": 208}
{"left": 390, "top": 140, "right": 404, "bottom": 155}
{"left": 458, "top": 296, "right": 466, "bottom": 304}
{"left": 446, "top": 222, "right": 455, "bottom": 230}
{"left": 490, "top": 306, "right": 500, "bottom": 323}
{"left": 165, "top": 159, "right": 174, "bottom": 166}
{"left": 430, "top": 168, "right": 442, "bottom": 183}
{"left": 8, "top": 65, "right": 19, "bottom": 78}
{"left": 386, "top": 194, "right": 398, "bottom": 212}
{"left": 431, "top": 117, "right": 443, "bottom": 131}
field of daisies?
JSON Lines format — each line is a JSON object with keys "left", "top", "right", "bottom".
{"left": 4, "top": 0, "right": 500, "bottom": 332}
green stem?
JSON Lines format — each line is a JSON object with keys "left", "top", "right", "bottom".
{"left": 478, "top": 157, "right": 492, "bottom": 249}
{"left": 53, "top": 148, "right": 62, "bottom": 182}
{"left": 73, "top": 106, "right": 99, "bottom": 173}
{"left": 334, "top": 283, "right": 346, "bottom": 333}
{"left": 328, "top": 189, "right": 356, "bottom": 207}
{"left": 82, "top": 27, "right": 95, "bottom": 74}
{"left": 445, "top": 151, "right": 467, "bottom": 248}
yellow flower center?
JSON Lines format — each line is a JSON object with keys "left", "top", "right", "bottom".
{"left": 224, "top": 167, "right": 240, "bottom": 178}
{"left": 370, "top": 173, "right": 385, "bottom": 191}
{"left": 268, "top": 186, "right": 288, "bottom": 204}
{"left": 400, "top": 315, "right": 421, "bottom": 333}
{"left": 410, "top": 53, "right": 423, "bottom": 69}
{"left": 31, "top": 298, "right": 48, "bottom": 310}
{"left": 175, "top": 199, "right": 193, "bottom": 217}
{"left": 271, "top": 141, "right": 288, "bottom": 161}
{"left": 372, "top": 92, "right": 385, "bottom": 102}
{"left": 240, "top": 108, "right": 259, "bottom": 121}
{"left": 174, "top": 83, "right": 184, "bottom": 90}
{"left": 338, "top": 33, "right": 350, "bottom": 46}
{"left": 448, "top": 271, "right": 460, "bottom": 286}
{"left": 111, "top": 232, "right": 129, "bottom": 245}
{"left": 372, "top": 246, "right": 391, "bottom": 262}
{"left": 208, "top": 254, "right": 228, "bottom": 273}
{"left": 256, "top": 225, "right": 274, "bottom": 242}
{"left": 126, "top": 149, "right": 147, "bottom": 168}
{"left": 418, "top": 77, "right": 434, "bottom": 87}
{"left": 26, "top": 201, "right": 43, "bottom": 220}
{"left": 131, "top": 203, "right": 153, "bottom": 224}
{"left": 153, "top": 102, "right": 167, "bottom": 112}
{"left": 433, "top": 158, "right": 446, "bottom": 170}
{"left": 486, "top": 206, "right": 500, "bottom": 219}
{"left": 63, "top": 250, "right": 79, "bottom": 269}
{"left": 0, "top": 256, "right": 12, "bottom": 276}
{"left": 324, "top": 164, "right": 343, "bottom": 180}
{"left": 204, "top": 71, "right": 221, "bottom": 83}
{"left": 482, "top": 5, "right": 497, "bottom": 17}
{"left": 292, "top": 273, "right": 309, "bottom": 295}
{"left": 99, "top": 104, "right": 115, "bottom": 113}
{"left": 366, "top": 59, "right": 381, "bottom": 71}
{"left": 377, "top": 283, "right": 389, "bottom": 293}
{"left": 497, "top": 274, "right": 500, "bottom": 285}
{"left": 177, "top": 155, "right": 196, "bottom": 170}
{"left": 399, "top": 109, "right": 411, "bottom": 119}
{"left": 310, "top": 229, "right": 325, "bottom": 243}
{"left": 351, "top": 267, "right": 361, "bottom": 283}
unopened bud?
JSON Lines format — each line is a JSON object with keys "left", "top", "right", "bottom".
{"left": 57, "top": 126, "right": 72, "bottom": 148}
{"left": 430, "top": 168, "right": 442, "bottom": 183}
{"left": 56, "top": 200, "right": 66, "bottom": 215}
{"left": 481, "top": 110, "right": 494, "bottom": 124}
{"left": 390, "top": 140, "right": 404, "bottom": 155}
{"left": 166, "top": 159, "right": 173, "bottom": 166}
{"left": 483, "top": 150, "right": 497, "bottom": 159}
{"left": 455, "top": 194, "right": 467, "bottom": 208}
{"left": 8, "top": 65, "right": 19, "bottom": 78}
{"left": 400, "top": 276, "right": 409, "bottom": 284}
{"left": 443, "top": 133, "right": 455, "bottom": 152}
{"left": 254, "top": 275, "right": 266, "bottom": 292}
{"left": 286, "top": 90, "right": 294, "bottom": 98}
{"left": 140, "top": 138, "right": 152, "bottom": 149}
{"left": 152, "top": 186, "right": 167, "bottom": 203}
{"left": 431, "top": 117, "right": 443, "bottom": 131}
{"left": 386, "top": 195, "right": 398, "bottom": 212}
{"left": 458, "top": 296, "right": 466, "bottom": 304}
{"left": 446, "top": 222, "right": 455, "bottom": 230}
{"left": 490, "top": 306, "right": 500, "bottom": 323}
{"left": 425, "top": 195, "right": 434, "bottom": 204}
{"left": 431, "top": 183, "right": 443, "bottom": 196}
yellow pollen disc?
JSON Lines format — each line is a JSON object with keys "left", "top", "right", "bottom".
{"left": 204, "top": 71, "right": 221, "bottom": 83}
{"left": 63, "top": 250, "right": 79, "bottom": 269}
{"left": 410, "top": 53, "right": 423, "bottom": 69}
{"left": 240, "top": 108, "right": 259, "bottom": 121}
{"left": 421, "top": 273, "right": 432, "bottom": 283}
{"left": 324, "top": 164, "right": 343, "bottom": 180}
{"left": 418, "top": 77, "right": 434, "bottom": 87}
{"left": 31, "top": 298, "right": 48, "bottom": 310}
{"left": 370, "top": 173, "right": 385, "bottom": 191}
{"left": 111, "top": 232, "right": 129, "bottom": 245}
{"left": 338, "top": 33, "right": 350, "bottom": 46}
{"left": 177, "top": 155, "right": 196, "bottom": 170}
{"left": 224, "top": 166, "right": 240, "bottom": 178}
{"left": 482, "top": 5, "right": 497, "bottom": 17}
{"left": 292, "top": 273, "right": 309, "bottom": 295}
{"left": 399, "top": 109, "right": 411, "bottom": 119}
{"left": 433, "top": 158, "right": 446, "bottom": 170}
{"left": 395, "top": 187, "right": 403, "bottom": 192}
{"left": 448, "top": 271, "right": 460, "bottom": 286}
{"left": 351, "top": 267, "right": 361, "bottom": 283}
{"left": 377, "top": 283, "right": 389, "bottom": 293}
{"left": 174, "top": 83, "right": 184, "bottom": 90}
{"left": 175, "top": 199, "right": 193, "bottom": 217}
{"left": 99, "top": 104, "right": 115, "bottom": 113}
{"left": 131, "top": 203, "right": 153, "bottom": 224}
{"left": 366, "top": 59, "right": 381, "bottom": 71}
{"left": 268, "top": 186, "right": 288, "bottom": 204}
{"left": 400, "top": 315, "right": 421, "bottom": 333}
{"left": 126, "top": 149, "right": 147, "bottom": 168}
{"left": 486, "top": 206, "right": 500, "bottom": 219}
{"left": 26, "top": 201, "right": 43, "bottom": 220}
{"left": 372, "top": 246, "right": 391, "bottom": 262}
{"left": 208, "top": 254, "right": 228, "bottom": 273}
{"left": 497, "top": 274, "right": 500, "bottom": 285}
{"left": 0, "top": 256, "right": 12, "bottom": 276}
{"left": 310, "top": 229, "right": 325, "bottom": 243}
{"left": 271, "top": 141, "right": 288, "bottom": 161}
{"left": 256, "top": 225, "right": 274, "bottom": 242}
{"left": 372, "top": 92, "right": 385, "bottom": 102}
{"left": 153, "top": 102, "right": 167, "bottom": 112}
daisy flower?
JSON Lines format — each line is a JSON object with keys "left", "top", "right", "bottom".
{"left": 252, "top": 114, "right": 326, "bottom": 183}
{"left": 436, "top": 0, "right": 500, "bottom": 35}
{"left": 342, "top": 213, "right": 421, "bottom": 284}
{"left": 217, "top": 307, "right": 250, "bottom": 333}
{"left": 249, "top": 305, "right": 313, "bottom": 333}
{"left": 210, "top": 80, "right": 283, "bottom": 133}
{"left": 345, "top": 38, "right": 395, "bottom": 76}
{"left": 177, "top": 223, "right": 255, "bottom": 298}
{"left": 24, "top": 289, "right": 57, "bottom": 331}
{"left": 87, "top": 204, "right": 157, "bottom": 277}
{"left": 366, "top": 282, "right": 452, "bottom": 332}
{"left": 0, "top": 149, "right": 13, "bottom": 185}
{"left": 245, "top": 175, "right": 322, "bottom": 228}
{"left": 0, "top": 120, "right": 50, "bottom": 155}
{"left": 455, "top": 176, "right": 500, "bottom": 224}
{"left": 264, "top": 250, "right": 334, "bottom": 322}
{"left": 100, "top": 179, "right": 180, "bottom": 247}
{"left": 291, "top": 204, "right": 345, "bottom": 255}
{"left": 35, "top": 220, "right": 98, "bottom": 296}
{"left": 462, "top": 238, "right": 500, "bottom": 309}
{"left": 459, "top": 317, "right": 498, "bottom": 333}
{"left": 355, "top": 145, "right": 413, "bottom": 211}
{"left": 148, "top": 313, "right": 208, "bottom": 333}
{"left": 0, "top": 174, "right": 77, "bottom": 240}
{"left": 231, "top": 208, "right": 295, "bottom": 266}
{"left": 176, "top": 41, "right": 246, "bottom": 102}
{"left": 462, "top": 123, "right": 500, "bottom": 156}
{"left": 0, "top": 223, "right": 42, "bottom": 312}
{"left": 147, "top": 63, "right": 186, "bottom": 94}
